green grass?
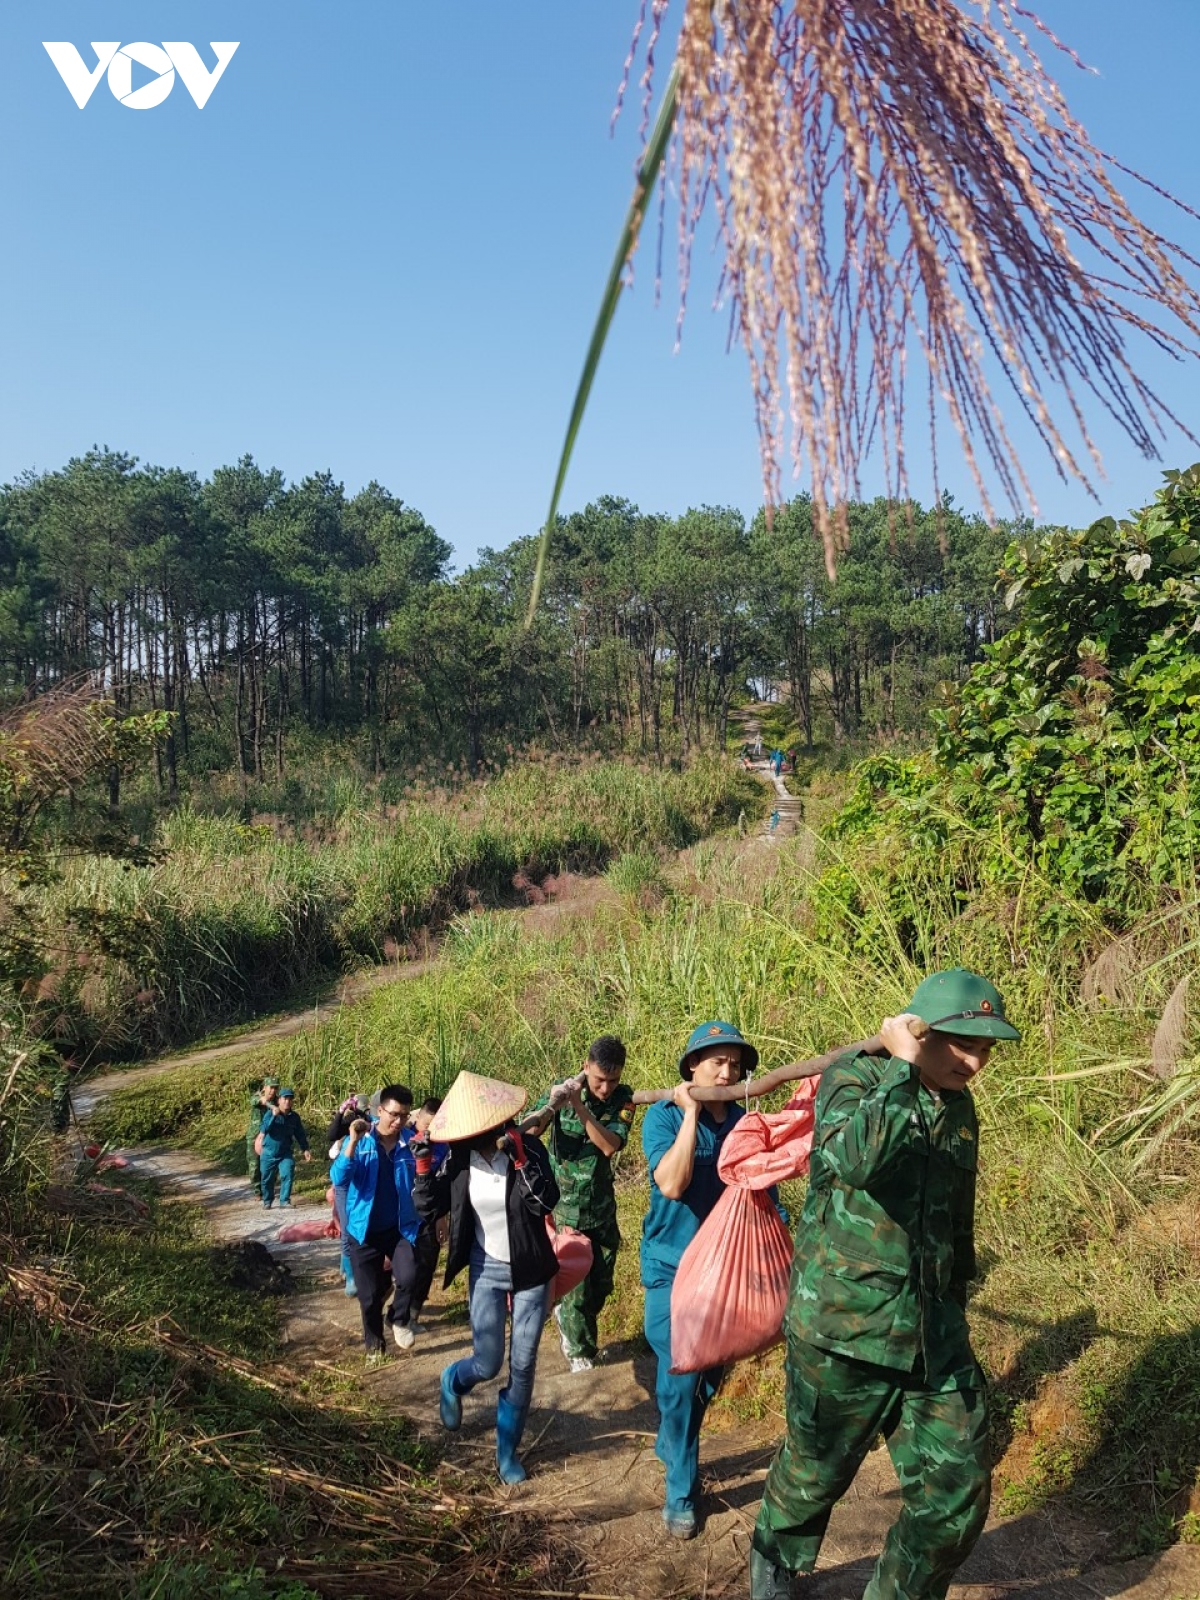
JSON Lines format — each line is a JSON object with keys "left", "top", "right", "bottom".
{"left": 91, "top": 778, "right": 1200, "bottom": 1554}
{"left": 24, "top": 754, "right": 761, "bottom": 1063}
{"left": 0, "top": 1175, "right": 552, "bottom": 1599}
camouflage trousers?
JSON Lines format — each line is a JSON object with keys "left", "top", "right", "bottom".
{"left": 753, "top": 1339, "right": 990, "bottom": 1600}
{"left": 556, "top": 1224, "right": 619, "bottom": 1361}
{"left": 246, "top": 1133, "right": 261, "bottom": 1188}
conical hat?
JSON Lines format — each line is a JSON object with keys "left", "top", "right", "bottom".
{"left": 428, "top": 1071, "right": 527, "bottom": 1142}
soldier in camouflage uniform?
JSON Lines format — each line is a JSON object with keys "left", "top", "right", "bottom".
{"left": 246, "top": 1077, "right": 279, "bottom": 1189}
{"left": 749, "top": 970, "right": 1022, "bottom": 1600}
{"left": 526, "top": 1035, "right": 635, "bottom": 1371}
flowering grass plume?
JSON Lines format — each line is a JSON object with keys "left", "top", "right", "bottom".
{"left": 611, "top": 0, "right": 1200, "bottom": 578}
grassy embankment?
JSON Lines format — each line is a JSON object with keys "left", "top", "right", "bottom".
{"left": 95, "top": 790, "right": 1200, "bottom": 1559}
{"left": 30, "top": 753, "right": 760, "bottom": 1062}
{"left": 2, "top": 755, "right": 761, "bottom": 1597}
{"left": 0, "top": 1174, "right": 567, "bottom": 1599}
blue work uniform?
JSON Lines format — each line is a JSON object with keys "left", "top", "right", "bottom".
{"left": 640, "top": 1098, "right": 746, "bottom": 1520}
{"left": 259, "top": 1107, "right": 309, "bottom": 1206}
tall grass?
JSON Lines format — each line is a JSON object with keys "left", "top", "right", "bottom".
{"left": 94, "top": 790, "right": 1200, "bottom": 1553}
{"left": 26, "top": 754, "right": 759, "bottom": 1061}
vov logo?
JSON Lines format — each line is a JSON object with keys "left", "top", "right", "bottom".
{"left": 43, "top": 42, "right": 239, "bottom": 110}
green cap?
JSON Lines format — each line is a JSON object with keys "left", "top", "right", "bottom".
{"left": 263, "top": 1078, "right": 280, "bottom": 1089}
{"left": 905, "top": 969, "right": 1021, "bottom": 1041}
{"left": 677, "top": 1020, "right": 759, "bottom": 1079}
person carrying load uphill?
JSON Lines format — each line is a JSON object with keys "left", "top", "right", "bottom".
{"left": 524, "top": 1034, "right": 634, "bottom": 1373}
{"left": 330, "top": 1084, "right": 421, "bottom": 1358}
{"left": 411, "top": 1071, "right": 559, "bottom": 1485}
{"left": 258, "top": 1088, "right": 311, "bottom": 1207}
{"left": 247, "top": 1077, "right": 279, "bottom": 1189}
{"left": 749, "top": 969, "right": 1021, "bottom": 1600}
{"left": 642, "top": 1020, "right": 758, "bottom": 1542}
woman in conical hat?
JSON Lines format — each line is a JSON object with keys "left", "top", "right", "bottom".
{"left": 412, "top": 1070, "right": 559, "bottom": 1485}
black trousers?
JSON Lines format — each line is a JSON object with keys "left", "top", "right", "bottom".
{"left": 347, "top": 1228, "right": 416, "bottom": 1352}
{"left": 410, "top": 1222, "right": 441, "bottom": 1313}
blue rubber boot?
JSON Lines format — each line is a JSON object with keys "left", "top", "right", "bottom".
{"left": 439, "top": 1364, "right": 464, "bottom": 1431}
{"left": 495, "top": 1394, "right": 529, "bottom": 1484}
{"left": 340, "top": 1253, "right": 356, "bottom": 1296}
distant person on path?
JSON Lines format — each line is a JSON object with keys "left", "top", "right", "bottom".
{"left": 771, "top": 748, "right": 784, "bottom": 777}
{"left": 748, "top": 970, "right": 1021, "bottom": 1600}
{"left": 526, "top": 1035, "right": 634, "bottom": 1372}
{"left": 247, "top": 1077, "right": 279, "bottom": 1189}
{"left": 327, "top": 1093, "right": 371, "bottom": 1296}
{"left": 412, "top": 1070, "right": 559, "bottom": 1484}
{"left": 642, "top": 1021, "right": 757, "bottom": 1541}
{"left": 330, "top": 1084, "right": 421, "bottom": 1358}
{"left": 752, "top": 732, "right": 763, "bottom": 759}
{"left": 259, "top": 1088, "right": 312, "bottom": 1208}
{"left": 405, "top": 1096, "right": 448, "bottom": 1330}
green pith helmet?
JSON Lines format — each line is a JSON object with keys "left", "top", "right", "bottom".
{"left": 678, "top": 1020, "right": 760, "bottom": 1079}
{"left": 905, "top": 969, "right": 1021, "bottom": 1041}
{"left": 263, "top": 1078, "right": 280, "bottom": 1089}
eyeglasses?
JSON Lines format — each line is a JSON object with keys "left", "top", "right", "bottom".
{"left": 376, "top": 1105, "right": 408, "bottom": 1122}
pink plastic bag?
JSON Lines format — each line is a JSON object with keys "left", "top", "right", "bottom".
{"left": 547, "top": 1217, "right": 593, "bottom": 1305}
{"left": 669, "top": 1080, "right": 818, "bottom": 1373}
{"left": 669, "top": 1186, "right": 793, "bottom": 1372}
{"left": 716, "top": 1078, "right": 818, "bottom": 1190}
{"left": 277, "top": 1218, "right": 340, "bottom": 1242}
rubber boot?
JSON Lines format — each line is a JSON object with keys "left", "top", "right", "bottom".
{"left": 340, "top": 1252, "right": 356, "bottom": 1297}
{"left": 749, "top": 1548, "right": 794, "bottom": 1600}
{"left": 439, "top": 1364, "right": 464, "bottom": 1431}
{"left": 495, "top": 1394, "right": 529, "bottom": 1484}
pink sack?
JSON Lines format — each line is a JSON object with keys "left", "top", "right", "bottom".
{"left": 668, "top": 1080, "right": 817, "bottom": 1374}
{"left": 669, "top": 1185, "right": 793, "bottom": 1372}
{"left": 277, "top": 1218, "right": 340, "bottom": 1242}
{"left": 716, "top": 1078, "right": 818, "bottom": 1190}
{"left": 546, "top": 1217, "right": 593, "bottom": 1305}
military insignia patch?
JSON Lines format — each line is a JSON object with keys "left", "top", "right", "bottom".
{"left": 619, "top": 1105, "right": 634, "bottom": 1124}
{"left": 707, "top": 1025, "right": 723, "bottom": 1035}
{"left": 979, "top": 999, "right": 993, "bottom": 1013}
{"left": 958, "top": 1126, "right": 974, "bottom": 1140}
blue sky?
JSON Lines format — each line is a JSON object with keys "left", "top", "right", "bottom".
{"left": 3, "top": 1, "right": 1200, "bottom": 568}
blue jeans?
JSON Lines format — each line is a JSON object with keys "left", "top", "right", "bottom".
{"left": 645, "top": 1276, "right": 725, "bottom": 1517}
{"left": 260, "top": 1149, "right": 294, "bottom": 1205}
{"left": 447, "top": 1244, "right": 550, "bottom": 1413}
{"left": 332, "top": 1185, "right": 350, "bottom": 1251}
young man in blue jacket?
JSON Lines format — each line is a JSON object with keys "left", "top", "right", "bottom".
{"left": 330, "top": 1083, "right": 421, "bottom": 1358}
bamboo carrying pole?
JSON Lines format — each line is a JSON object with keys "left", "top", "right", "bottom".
{"left": 629, "top": 1018, "right": 929, "bottom": 1106}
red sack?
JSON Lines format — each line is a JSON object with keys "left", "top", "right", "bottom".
{"left": 546, "top": 1216, "right": 593, "bottom": 1305}
{"left": 277, "top": 1218, "right": 340, "bottom": 1242}
{"left": 668, "top": 1081, "right": 817, "bottom": 1374}
{"left": 716, "top": 1078, "right": 818, "bottom": 1190}
{"left": 669, "top": 1185, "right": 793, "bottom": 1372}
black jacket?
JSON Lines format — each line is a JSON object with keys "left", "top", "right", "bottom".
{"left": 414, "top": 1128, "right": 560, "bottom": 1294}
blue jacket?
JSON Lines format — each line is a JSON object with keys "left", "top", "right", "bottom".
{"left": 259, "top": 1107, "right": 309, "bottom": 1156}
{"left": 330, "top": 1128, "right": 420, "bottom": 1246}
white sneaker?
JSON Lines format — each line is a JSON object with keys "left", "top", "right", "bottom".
{"left": 553, "top": 1303, "right": 572, "bottom": 1361}
{"left": 393, "top": 1322, "right": 416, "bottom": 1350}
{"left": 568, "top": 1355, "right": 594, "bottom": 1374}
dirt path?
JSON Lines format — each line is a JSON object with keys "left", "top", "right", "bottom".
{"left": 729, "top": 707, "right": 804, "bottom": 841}
{"left": 87, "top": 1141, "right": 1200, "bottom": 1599}
{"left": 73, "top": 807, "right": 1200, "bottom": 1599}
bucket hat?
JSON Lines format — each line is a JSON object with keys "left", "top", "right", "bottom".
{"left": 427, "top": 1070, "right": 527, "bottom": 1142}
{"left": 905, "top": 969, "right": 1021, "bottom": 1041}
{"left": 677, "top": 1020, "right": 759, "bottom": 1079}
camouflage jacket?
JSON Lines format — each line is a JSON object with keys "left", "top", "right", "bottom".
{"left": 531, "top": 1083, "right": 635, "bottom": 1234}
{"left": 788, "top": 1048, "right": 979, "bottom": 1384}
